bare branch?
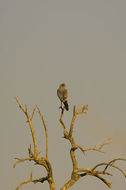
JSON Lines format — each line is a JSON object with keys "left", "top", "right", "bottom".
{"left": 76, "top": 139, "right": 112, "bottom": 154}
{"left": 76, "top": 105, "right": 88, "bottom": 115}
{"left": 60, "top": 176, "right": 81, "bottom": 190}
{"left": 15, "top": 177, "right": 49, "bottom": 190}
{"left": 59, "top": 106, "right": 88, "bottom": 190}
{"left": 13, "top": 158, "right": 34, "bottom": 168}
{"left": 14, "top": 96, "right": 26, "bottom": 113}
{"left": 15, "top": 97, "right": 38, "bottom": 157}
{"left": 111, "top": 164, "right": 126, "bottom": 177}
{"left": 25, "top": 104, "right": 28, "bottom": 114}
{"left": 59, "top": 105, "right": 126, "bottom": 189}
{"left": 76, "top": 144, "right": 85, "bottom": 153}
{"left": 69, "top": 105, "right": 88, "bottom": 137}
{"left": 60, "top": 167, "right": 112, "bottom": 190}
{"left": 15, "top": 179, "right": 36, "bottom": 190}
{"left": 31, "top": 105, "right": 37, "bottom": 121}
{"left": 27, "top": 117, "right": 38, "bottom": 157}
{"left": 59, "top": 112, "right": 68, "bottom": 137}
{"left": 28, "top": 144, "right": 35, "bottom": 158}
{"left": 99, "top": 138, "right": 112, "bottom": 150}
{"left": 14, "top": 98, "right": 126, "bottom": 190}
{"left": 92, "top": 159, "right": 126, "bottom": 178}
{"left": 14, "top": 97, "right": 55, "bottom": 190}
{"left": 75, "top": 168, "right": 91, "bottom": 173}
{"left": 36, "top": 106, "right": 48, "bottom": 159}
{"left": 92, "top": 174, "right": 112, "bottom": 188}
{"left": 69, "top": 106, "right": 77, "bottom": 137}
{"left": 75, "top": 168, "right": 112, "bottom": 177}
{"left": 70, "top": 147, "right": 78, "bottom": 170}
{"left": 103, "top": 158, "right": 126, "bottom": 173}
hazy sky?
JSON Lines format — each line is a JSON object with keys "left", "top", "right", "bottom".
{"left": 1, "top": 0, "right": 126, "bottom": 190}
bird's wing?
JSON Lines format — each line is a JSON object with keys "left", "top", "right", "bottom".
{"left": 63, "top": 89, "right": 68, "bottom": 102}
{"left": 57, "top": 89, "right": 63, "bottom": 102}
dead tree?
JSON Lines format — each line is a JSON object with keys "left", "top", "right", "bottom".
{"left": 14, "top": 97, "right": 126, "bottom": 190}
{"left": 14, "top": 97, "right": 55, "bottom": 190}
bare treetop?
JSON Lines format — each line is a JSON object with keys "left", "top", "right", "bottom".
{"left": 14, "top": 97, "right": 126, "bottom": 190}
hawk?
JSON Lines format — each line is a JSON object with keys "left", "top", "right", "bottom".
{"left": 57, "top": 83, "right": 69, "bottom": 111}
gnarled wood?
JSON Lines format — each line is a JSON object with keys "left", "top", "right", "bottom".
{"left": 14, "top": 98, "right": 126, "bottom": 190}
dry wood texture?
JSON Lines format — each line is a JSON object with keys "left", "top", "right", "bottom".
{"left": 14, "top": 97, "right": 126, "bottom": 190}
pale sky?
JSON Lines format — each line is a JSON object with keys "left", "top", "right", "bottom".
{"left": 1, "top": 0, "right": 126, "bottom": 189}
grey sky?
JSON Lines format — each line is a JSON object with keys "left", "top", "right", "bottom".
{"left": 1, "top": 0, "right": 126, "bottom": 189}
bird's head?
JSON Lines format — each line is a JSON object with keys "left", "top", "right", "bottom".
{"left": 60, "top": 83, "right": 66, "bottom": 88}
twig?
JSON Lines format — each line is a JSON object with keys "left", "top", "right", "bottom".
{"left": 92, "top": 174, "right": 112, "bottom": 188}
{"left": 103, "top": 158, "right": 126, "bottom": 173}
{"left": 14, "top": 97, "right": 55, "bottom": 190}
{"left": 15, "top": 177, "right": 49, "bottom": 190}
{"left": 59, "top": 105, "right": 126, "bottom": 190}
{"left": 36, "top": 106, "right": 48, "bottom": 159}
{"left": 76, "top": 139, "right": 112, "bottom": 154}
{"left": 59, "top": 112, "right": 68, "bottom": 137}
{"left": 31, "top": 105, "right": 37, "bottom": 121}
{"left": 15, "top": 97, "right": 38, "bottom": 158}
{"left": 13, "top": 158, "right": 34, "bottom": 168}
{"left": 92, "top": 160, "right": 126, "bottom": 177}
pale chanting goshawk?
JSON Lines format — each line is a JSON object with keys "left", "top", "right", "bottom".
{"left": 57, "top": 83, "right": 69, "bottom": 111}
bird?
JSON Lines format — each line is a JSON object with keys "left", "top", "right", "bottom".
{"left": 57, "top": 83, "right": 69, "bottom": 111}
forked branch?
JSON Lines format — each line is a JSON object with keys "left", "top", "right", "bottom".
{"left": 14, "top": 97, "right": 38, "bottom": 158}
{"left": 15, "top": 177, "right": 49, "bottom": 190}
{"left": 36, "top": 105, "right": 48, "bottom": 159}
{"left": 14, "top": 97, "right": 55, "bottom": 190}
{"left": 76, "top": 139, "right": 112, "bottom": 154}
{"left": 14, "top": 98, "right": 126, "bottom": 190}
{"left": 59, "top": 105, "right": 126, "bottom": 190}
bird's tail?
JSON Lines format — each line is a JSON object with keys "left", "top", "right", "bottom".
{"left": 64, "top": 101, "right": 69, "bottom": 111}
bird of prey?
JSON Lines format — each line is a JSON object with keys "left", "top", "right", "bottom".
{"left": 57, "top": 83, "right": 69, "bottom": 111}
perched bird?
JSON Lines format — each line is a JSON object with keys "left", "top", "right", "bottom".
{"left": 57, "top": 83, "right": 69, "bottom": 111}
